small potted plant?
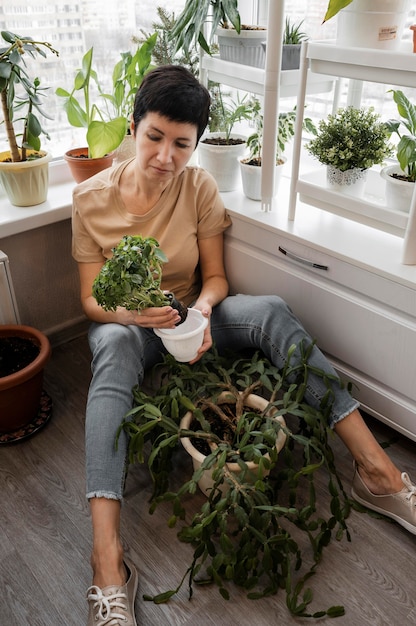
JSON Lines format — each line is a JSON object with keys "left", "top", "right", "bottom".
{"left": 240, "top": 97, "right": 317, "bottom": 201}
{"left": 92, "top": 235, "right": 211, "bottom": 361}
{"left": 0, "top": 30, "right": 59, "bottom": 206}
{"left": 262, "top": 18, "right": 308, "bottom": 71}
{"left": 382, "top": 89, "right": 416, "bottom": 212}
{"left": 306, "top": 106, "right": 392, "bottom": 198}
{"left": 119, "top": 345, "right": 350, "bottom": 618}
{"left": 56, "top": 47, "right": 127, "bottom": 182}
{"left": 198, "top": 89, "right": 254, "bottom": 192}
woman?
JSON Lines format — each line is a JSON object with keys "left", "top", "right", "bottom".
{"left": 72, "top": 65, "right": 416, "bottom": 626}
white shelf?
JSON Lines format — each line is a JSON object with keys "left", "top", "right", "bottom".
{"left": 201, "top": 55, "right": 335, "bottom": 97}
{"left": 290, "top": 41, "right": 416, "bottom": 265}
{"left": 307, "top": 41, "right": 416, "bottom": 88}
{"left": 298, "top": 168, "right": 409, "bottom": 236}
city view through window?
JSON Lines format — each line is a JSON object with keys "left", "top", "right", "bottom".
{"left": 0, "top": 0, "right": 415, "bottom": 161}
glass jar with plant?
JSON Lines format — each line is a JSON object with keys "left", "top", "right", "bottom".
{"left": 0, "top": 30, "right": 59, "bottom": 205}
{"left": 306, "top": 106, "right": 393, "bottom": 197}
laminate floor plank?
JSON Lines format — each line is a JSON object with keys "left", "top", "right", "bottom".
{"left": 0, "top": 334, "right": 415, "bottom": 625}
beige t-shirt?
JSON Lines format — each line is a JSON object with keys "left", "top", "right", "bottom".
{"left": 72, "top": 160, "right": 232, "bottom": 306}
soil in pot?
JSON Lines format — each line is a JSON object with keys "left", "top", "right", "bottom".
{"left": 201, "top": 137, "right": 245, "bottom": 147}
{"left": 0, "top": 336, "right": 40, "bottom": 377}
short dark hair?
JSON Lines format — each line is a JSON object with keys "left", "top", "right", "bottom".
{"left": 132, "top": 65, "right": 210, "bottom": 146}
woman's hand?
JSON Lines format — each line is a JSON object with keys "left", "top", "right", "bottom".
{"left": 129, "top": 305, "right": 181, "bottom": 328}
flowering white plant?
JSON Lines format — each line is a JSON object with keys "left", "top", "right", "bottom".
{"left": 306, "top": 106, "right": 393, "bottom": 172}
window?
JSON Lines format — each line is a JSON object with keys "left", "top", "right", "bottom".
{"left": 0, "top": 0, "right": 415, "bottom": 160}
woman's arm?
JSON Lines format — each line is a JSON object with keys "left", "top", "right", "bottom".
{"left": 78, "top": 261, "right": 181, "bottom": 327}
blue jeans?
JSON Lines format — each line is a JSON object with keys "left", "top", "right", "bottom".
{"left": 85, "top": 294, "right": 359, "bottom": 500}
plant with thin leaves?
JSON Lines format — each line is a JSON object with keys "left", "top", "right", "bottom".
{"left": 0, "top": 30, "right": 59, "bottom": 162}
{"left": 385, "top": 89, "right": 416, "bottom": 183}
{"left": 119, "top": 343, "right": 353, "bottom": 618}
{"left": 56, "top": 47, "right": 127, "bottom": 159}
{"left": 283, "top": 18, "right": 308, "bottom": 45}
{"left": 169, "top": 0, "right": 241, "bottom": 56}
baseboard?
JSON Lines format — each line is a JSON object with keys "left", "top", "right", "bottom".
{"left": 46, "top": 316, "right": 90, "bottom": 347}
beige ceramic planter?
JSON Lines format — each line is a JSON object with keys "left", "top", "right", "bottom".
{"left": 179, "top": 392, "right": 287, "bottom": 496}
{"left": 0, "top": 150, "right": 52, "bottom": 206}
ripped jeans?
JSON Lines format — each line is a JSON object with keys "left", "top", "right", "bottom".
{"left": 85, "top": 294, "right": 359, "bottom": 500}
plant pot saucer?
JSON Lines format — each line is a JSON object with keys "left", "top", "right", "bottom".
{"left": 0, "top": 390, "right": 52, "bottom": 444}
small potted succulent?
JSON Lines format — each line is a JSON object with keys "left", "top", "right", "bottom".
{"left": 0, "top": 30, "right": 59, "bottom": 206}
{"left": 119, "top": 344, "right": 350, "bottom": 618}
{"left": 382, "top": 89, "right": 416, "bottom": 212}
{"left": 306, "top": 106, "right": 392, "bottom": 197}
{"left": 262, "top": 18, "right": 308, "bottom": 71}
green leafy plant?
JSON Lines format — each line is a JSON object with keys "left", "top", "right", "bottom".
{"left": 99, "top": 33, "right": 157, "bottom": 134}
{"left": 0, "top": 30, "right": 59, "bottom": 162}
{"left": 203, "top": 89, "right": 254, "bottom": 145}
{"left": 92, "top": 235, "right": 187, "bottom": 323}
{"left": 385, "top": 89, "right": 416, "bottom": 183}
{"left": 56, "top": 47, "right": 127, "bottom": 159}
{"left": 244, "top": 97, "right": 317, "bottom": 167}
{"left": 119, "top": 344, "right": 352, "bottom": 618}
{"left": 306, "top": 106, "right": 393, "bottom": 172}
{"left": 323, "top": 0, "right": 354, "bottom": 22}
{"left": 169, "top": 0, "right": 241, "bottom": 56}
{"left": 283, "top": 18, "right": 308, "bottom": 44}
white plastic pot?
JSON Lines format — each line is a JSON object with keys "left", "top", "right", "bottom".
{"left": 198, "top": 133, "right": 247, "bottom": 192}
{"left": 0, "top": 150, "right": 52, "bottom": 206}
{"left": 381, "top": 164, "right": 415, "bottom": 212}
{"left": 154, "top": 308, "right": 208, "bottom": 362}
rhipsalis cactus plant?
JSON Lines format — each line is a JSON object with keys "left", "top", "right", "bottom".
{"left": 119, "top": 343, "right": 353, "bottom": 619}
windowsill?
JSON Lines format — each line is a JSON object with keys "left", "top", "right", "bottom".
{"left": 0, "top": 159, "right": 75, "bottom": 238}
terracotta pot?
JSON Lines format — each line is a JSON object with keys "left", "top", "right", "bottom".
{"left": 64, "top": 147, "right": 114, "bottom": 183}
{"left": 179, "top": 392, "right": 287, "bottom": 496}
{"left": 0, "top": 325, "right": 51, "bottom": 434}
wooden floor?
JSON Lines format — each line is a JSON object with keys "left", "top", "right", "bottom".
{"left": 1, "top": 333, "right": 416, "bottom": 626}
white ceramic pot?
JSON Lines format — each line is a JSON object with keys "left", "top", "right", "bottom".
{"left": 153, "top": 308, "right": 208, "bottom": 363}
{"left": 0, "top": 150, "right": 52, "bottom": 206}
{"left": 216, "top": 27, "right": 267, "bottom": 68}
{"left": 179, "top": 392, "right": 287, "bottom": 496}
{"left": 336, "top": 0, "right": 411, "bottom": 51}
{"left": 198, "top": 133, "right": 247, "bottom": 192}
{"left": 380, "top": 164, "right": 415, "bottom": 212}
{"left": 326, "top": 165, "right": 367, "bottom": 198}
{"left": 239, "top": 157, "right": 286, "bottom": 201}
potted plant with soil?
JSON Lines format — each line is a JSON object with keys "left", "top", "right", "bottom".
{"left": 240, "top": 97, "right": 317, "bottom": 201}
{"left": 92, "top": 235, "right": 208, "bottom": 361}
{"left": 306, "top": 106, "right": 392, "bottom": 198}
{"left": 198, "top": 90, "right": 254, "bottom": 192}
{"left": 170, "top": 0, "right": 266, "bottom": 69}
{"left": 382, "top": 89, "right": 416, "bottom": 212}
{"left": 0, "top": 324, "right": 51, "bottom": 440}
{"left": 119, "top": 344, "right": 350, "bottom": 618}
{"left": 0, "top": 30, "right": 59, "bottom": 206}
{"left": 56, "top": 47, "right": 127, "bottom": 182}
{"left": 261, "top": 18, "right": 308, "bottom": 71}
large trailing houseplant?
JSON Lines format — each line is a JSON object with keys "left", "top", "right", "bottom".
{"left": 119, "top": 345, "right": 351, "bottom": 619}
{"left": 0, "top": 30, "right": 59, "bottom": 205}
